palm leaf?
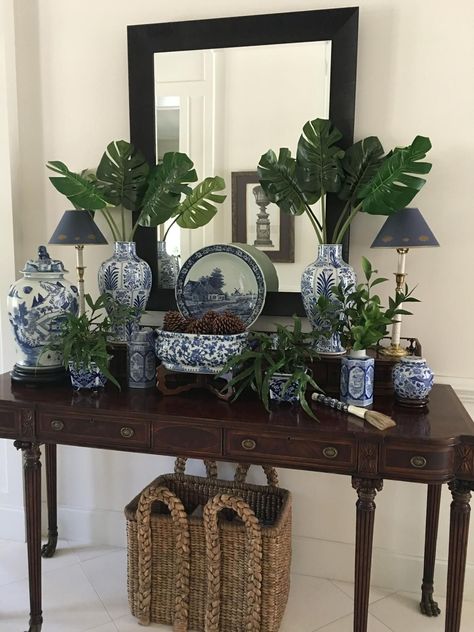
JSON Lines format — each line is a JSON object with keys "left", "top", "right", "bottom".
{"left": 338, "top": 136, "right": 385, "bottom": 202}
{"left": 138, "top": 152, "right": 198, "bottom": 227}
{"left": 257, "top": 148, "right": 311, "bottom": 216}
{"left": 296, "top": 118, "right": 345, "bottom": 196}
{"left": 174, "top": 176, "right": 226, "bottom": 229}
{"left": 359, "top": 136, "right": 432, "bottom": 215}
{"left": 95, "top": 140, "right": 149, "bottom": 211}
{"left": 47, "top": 161, "right": 109, "bottom": 210}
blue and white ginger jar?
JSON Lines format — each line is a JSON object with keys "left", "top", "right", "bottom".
{"left": 393, "top": 357, "right": 434, "bottom": 405}
{"left": 98, "top": 241, "right": 152, "bottom": 342}
{"left": 7, "top": 246, "right": 78, "bottom": 372}
{"left": 340, "top": 351, "right": 375, "bottom": 407}
{"left": 301, "top": 244, "right": 355, "bottom": 354}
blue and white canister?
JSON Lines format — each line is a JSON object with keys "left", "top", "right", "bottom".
{"left": 340, "top": 351, "right": 375, "bottom": 407}
{"left": 393, "top": 357, "right": 434, "bottom": 406}
{"left": 128, "top": 329, "right": 156, "bottom": 389}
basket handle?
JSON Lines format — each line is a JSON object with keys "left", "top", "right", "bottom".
{"left": 174, "top": 457, "right": 218, "bottom": 479}
{"left": 234, "top": 463, "right": 279, "bottom": 488}
{"left": 136, "top": 485, "right": 190, "bottom": 631}
{"left": 204, "top": 493, "right": 263, "bottom": 632}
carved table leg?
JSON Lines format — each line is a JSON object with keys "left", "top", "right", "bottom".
{"left": 420, "top": 483, "right": 442, "bottom": 616}
{"left": 352, "top": 477, "right": 383, "bottom": 632}
{"left": 41, "top": 444, "right": 58, "bottom": 558}
{"left": 445, "top": 480, "right": 472, "bottom": 632}
{"left": 14, "top": 441, "right": 43, "bottom": 632}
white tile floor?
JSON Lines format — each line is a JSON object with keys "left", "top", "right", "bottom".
{"left": 0, "top": 539, "right": 473, "bottom": 631}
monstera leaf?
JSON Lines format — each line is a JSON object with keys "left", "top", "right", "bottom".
{"left": 358, "top": 135, "right": 432, "bottom": 215}
{"left": 257, "top": 148, "right": 311, "bottom": 215}
{"left": 338, "top": 136, "right": 385, "bottom": 203}
{"left": 296, "top": 118, "right": 345, "bottom": 196}
{"left": 95, "top": 140, "right": 149, "bottom": 211}
{"left": 47, "top": 161, "right": 109, "bottom": 210}
{"left": 174, "top": 177, "right": 226, "bottom": 229}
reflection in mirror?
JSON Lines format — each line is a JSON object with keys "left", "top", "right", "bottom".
{"left": 154, "top": 41, "right": 331, "bottom": 291}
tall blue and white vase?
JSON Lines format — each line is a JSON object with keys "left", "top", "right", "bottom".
{"left": 393, "top": 357, "right": 434, "bottom": 406}
{"left": 340, "top": 350, "right": 375, "bottom": 407}
{"left": 7, "top": 246, "right": 79, "bottom": 383}
{"left": 98, "top": 241, "right": 152, "bottom": 342}
{"left": 301, "top": 244, "right": 355, "bottom": 354}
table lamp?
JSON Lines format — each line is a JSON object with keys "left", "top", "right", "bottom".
{"left": 49, "top": 210, "right": 107, "bottom": 315}
{"left": 370, "top": 207, "right": 439, "bottom": 357}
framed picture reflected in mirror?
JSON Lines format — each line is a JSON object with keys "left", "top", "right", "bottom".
{"left": 231, "top": 171, "right": 295, "bottom": 263}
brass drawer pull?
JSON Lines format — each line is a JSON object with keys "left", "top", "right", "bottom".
{"left": 120, "top": 426, "right": 135, "bottom": 439}
{"left": 410, "top": 455, "right": 427, "bottom": 469}
{"left": 241, "top": 439, "right": 256, "bottom": 451}
{"left": 323, "top": 446, "right": 338, "bottom": 459}
{"left": 50, "top": 419, "right": 64, "bottom": 432}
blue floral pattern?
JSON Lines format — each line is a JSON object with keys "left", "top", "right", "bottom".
{"left": 269, "top": 373, "right": 300, "bottom": 404}
{"left": 393, "top": 357, "right": 433, "bottom": 402}
{"left": 68, "top": 361, "right": 107, "bottom": 390}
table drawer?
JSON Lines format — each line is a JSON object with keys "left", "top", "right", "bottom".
{"left": 382, "top": 444, "right": 454, "bottom": 479}
{"left": 38, "top": 412, "right": 150, "bottom": 449}
{"left": 225, "top": 430, "right": 355, "bottom": 470}
{"left": 153, "top": 424, "right": 222, "bottom": 458}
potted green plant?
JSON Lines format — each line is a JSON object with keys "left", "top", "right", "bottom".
{"left": 257, "top": 118, "right": 431, "bottom": 353}
{"left": 316, "top": 257, "right": 418, "bottom": 406}
{"left": 219, "top": 316, "right": 322, "bottom": 419}
{"left": 47, "top": 293, "right": 137, "bottom": 390}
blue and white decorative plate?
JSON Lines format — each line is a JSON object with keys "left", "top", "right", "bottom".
{"left": 176, "top": 244, "right": 266, "bottom": 327}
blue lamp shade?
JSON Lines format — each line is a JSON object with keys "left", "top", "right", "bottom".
{"left": 370, "top": 208, "right": 439, "bottom": 249}
{"left": 49, "top": 210, "right": 107, "bottom": 245}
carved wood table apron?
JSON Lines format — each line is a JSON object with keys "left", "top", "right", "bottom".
{"left": 0, "top": 375, "right": 473, "bottom": 632}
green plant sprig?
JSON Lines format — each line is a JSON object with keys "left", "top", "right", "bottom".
{"left": 218, "top": 316, "right": 323, "bottom": 419}
{"left": 316, "top": 257, "right": 419, "bottom": 351}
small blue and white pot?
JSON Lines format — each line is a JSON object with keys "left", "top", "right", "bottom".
{"left": 128, "top": 329, "right": 156, "bottom": 389}
{"left": 269, "top": 372, "right": 300, "bottom": 404}
{"left": 68, "top": 361, "right": 107, "bottom": 390}
{"left": 393, "top": 357, "right": 434, "bottom": 406}
{"left": 98, "top": 241, "right": 152, "bottom": 342}
{"left": 301, "top": 244, "right": 356, "bottom": 354}
{"left": 340, "top": 350, "right": 375, "bottom": 407}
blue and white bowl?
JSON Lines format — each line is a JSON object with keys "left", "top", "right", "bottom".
{"left": 155, "top": 330, "right": 249, "bottom": 374}
{"left": 68, "top": 361, "right": 107, "bottom": 390}
{"left": 393, "top": 357, "right": 434, "bottom": 405}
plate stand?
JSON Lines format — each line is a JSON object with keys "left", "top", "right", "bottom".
{"left": 156, "top": 365, "right": 234, "bottom": 401}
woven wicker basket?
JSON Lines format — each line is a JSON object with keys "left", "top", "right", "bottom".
{"left": 125, "top": 458, "right": 292, "bottom": 632}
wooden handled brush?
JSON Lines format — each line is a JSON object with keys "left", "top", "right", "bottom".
{"left": 311, "top": 393, "right": 396, "bottom": 431}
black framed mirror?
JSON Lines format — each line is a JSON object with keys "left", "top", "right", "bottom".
{"left": 128, "top": 7, "right": 358, "bottom": 315}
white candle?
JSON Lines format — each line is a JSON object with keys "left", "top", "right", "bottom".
{"left": 397, "top": 249, "right": 406, "bottom": 275}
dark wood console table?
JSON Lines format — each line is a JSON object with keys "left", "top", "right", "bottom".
{"left": 0, "top": 373, "right": 473, "bottom": 632}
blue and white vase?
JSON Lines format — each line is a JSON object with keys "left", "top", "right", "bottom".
{"left": 301, "top": 244, "right": 355, "bottom": 354}
{"left": 269, "top": 372, "right": 299, "bottom": 404}
{"left": 68, "top": 360, "right": 107, "bottom": 390}
{"left": 340, "top": 350, "right": 375, "bottom": 407}
{"left": 128, "top": 329, "right": 156, "bottom": 389}
{"left": 157, "top": 240, "right": 179, "bottom": 289}
{"left": 7, "top": 246, "right": 78, "bottom": 378}
{"left": 98, "top": 241, "right": 152, "bottom": 342}
{"left": 393, "top": 357, "right": 434, "bottom": 405}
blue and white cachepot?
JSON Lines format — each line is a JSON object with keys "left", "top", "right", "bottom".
{"left": 340, "top": 351, "right": 375, "bottom": 407}
{"left": 301, "top": 244, "right": 356, "bottom": 354}
{"left": 68, "top": 361, "right": 107, "bottom": 390}
{"left": 98, "top": 241, "right": 152, "bottom": 342}
{"left": 393, "top": 357, "right": 434, "bottom": 405}
{"left": 7, "top": 246, "right": 79, "bottom": 375}
{"left": 269, "top": 372, "right": 299, "bottom": 404}
{"left": 128, "top": 329, "right": 156, "bottom": 389}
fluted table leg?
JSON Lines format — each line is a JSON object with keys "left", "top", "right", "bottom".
{"left": 41, "top": 444, "right": 58, "bottom": 558}
{"left": 420, "top": 483, "right": 442, "bottom": 616}
{"left": 352, "top": 477, "right": 383, "bottom": 632}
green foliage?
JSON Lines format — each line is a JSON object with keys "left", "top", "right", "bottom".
{"left": 257, "top": 117, "right": 432, "bottom": 244}
{"left": 47, "top": 143, "right": 226, "bottom": 242}
{"left": 218, "top": 316, "right": 323, "bottom": 419}
{"left": 47, "top": 294, "right": 139, "bottom": 389}
{"left": 316, "top": 257, "right": 419, "bottom": 351}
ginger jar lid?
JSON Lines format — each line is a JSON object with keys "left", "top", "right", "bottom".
{"left": 21, "top": 246, "right": 68, "bottom": 276}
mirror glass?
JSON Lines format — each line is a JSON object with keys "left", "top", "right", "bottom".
{"left": 154, "top": 41, "right": 331, "bottom": 291}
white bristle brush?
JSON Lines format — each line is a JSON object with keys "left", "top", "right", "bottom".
{"left": 311, "top": 393, "right": 396, "bottom": 431}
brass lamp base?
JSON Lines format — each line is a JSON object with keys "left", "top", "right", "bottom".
{"left": 379, "top": 344, "right": 409, "bottom": 358}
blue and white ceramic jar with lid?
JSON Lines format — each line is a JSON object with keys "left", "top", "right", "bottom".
{"left": 7, "top": 246, "right": 79, "bottom": 383}
{"left": 393, "top": 357, "right": 434, "bottom": 406}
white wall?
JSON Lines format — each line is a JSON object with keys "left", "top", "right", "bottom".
{"left": 2, "top": 0, "right": 474, "bottom": 599}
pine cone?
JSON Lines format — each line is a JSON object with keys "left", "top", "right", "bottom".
{"left": 184, "top": 318, "right": 200, "bottom": 334}
{"left": 163, "top": 311, "right": 187, "bottom": 332}
{"left": 212, "top": 311, "right": 246, "bottom": 335}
